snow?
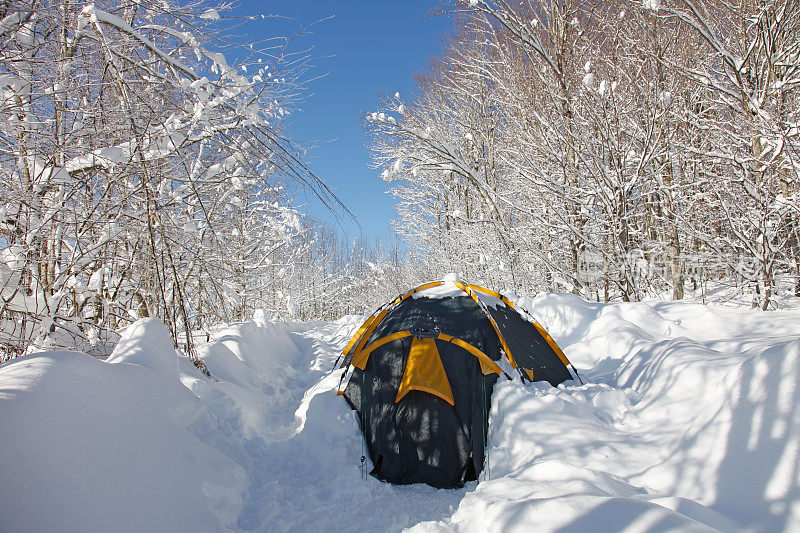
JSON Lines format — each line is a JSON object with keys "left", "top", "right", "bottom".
{"left": 643, "top": 0, "right": 661, "bottom": 12}
{"left": 413, "top": 283, "right": 463, "bottom": 299}
{"left": 443, "top": 272, "right": 461, "bottom": 284}
{"left": 0, "top": 350, "right": 245, "bottom": 532}
{"left": 106, "top": 318, "right": 180, "bottom": 377}
{"left": 201, "top": 8, "right": 221, "bottom": 20}
{"left": 2, "top": 296, "right": 800, "bottom": 531}
{"left": 83, "top": 5, "right": 198, "bottom": 78}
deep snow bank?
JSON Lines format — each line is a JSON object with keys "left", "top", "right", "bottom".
{"left": 2, "top": 296, "right": 800, "bottom": 532}
{"left": 413, "top": 294, "right": 800, "bottom": 532}
{"left": 0, "top": 319, "right": 245, "bottom": 533}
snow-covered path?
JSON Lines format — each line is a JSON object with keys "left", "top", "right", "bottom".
{"left": 228, "top": 319, "right": 470, "bottom": 532}
{"left": 2, "top": 295, "right": 800, "bottom": 532}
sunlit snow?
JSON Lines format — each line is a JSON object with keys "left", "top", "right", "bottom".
{"left": 3, "top": 295, "right": 800, "bottom": 531}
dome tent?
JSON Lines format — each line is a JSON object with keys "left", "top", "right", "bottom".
{"left": 336, "top": 277, "right": 580, "bottom": 489}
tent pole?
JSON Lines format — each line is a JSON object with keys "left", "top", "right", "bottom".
{"left": 482, "top": 377, "right": 490, "bottom": 481}
{"left": 571, "top": 364, "right": 584, "bottom": 385}
{"left": 360, "top": 370, "right": 368, "bottom": 480}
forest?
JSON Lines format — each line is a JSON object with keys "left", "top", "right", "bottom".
{"left": 370, "top": 0, "right": 799, "bottom": 309}
{"left": 1, "top": 0, "right": 798, "bottom": 361}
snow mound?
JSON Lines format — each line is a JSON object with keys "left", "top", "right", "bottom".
{"left": 106, "top": 317, "right": 179, "bottom": 377}
{"left": 0, "top": 350, "right": 244, "bottom": 532}
{"left": 443, "top": 272, "right": 462, "bottom": 283}
{"left": 2, "top": 297, "right": 800, "bottom": 531}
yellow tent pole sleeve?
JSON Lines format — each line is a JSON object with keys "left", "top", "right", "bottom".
{"left": 395, "top": 281, "right": 443, "bottom": 304}
{"left": 465, "top": 283, "right": 517, "bottom": 309}
{"left": 341, "top": 314, "right": 376, "bottom": 355}
{"left": 454, "top": 281, "right": 518, "bottom": 369}
{"left": 396, "top": 385, "right": 454, "bottom": 406}
{"left": 351, "top": 330, "right": 504, "bottom": 376}
{"left": 345, "top": 281, "right": 444, "bottom": 355}
{"left": 465, "top": 283, "right": 503, "bottom": 300}
{"left": 437, "top": 334, "right": 502, "bottom": 375}
{"left": 500, "top": 295, "right": 516, "bottom": 309}
{"left": 524, "top": 369, "right": 535, "bottom": 381}
{"left": 532, "top": 322, "right": 571, "bottom": 366}
{"left": 351, "top": 330, "right": 412, "bottom": 370}
{"left": 351, "top": 309, "right": 388, "bottom": 357}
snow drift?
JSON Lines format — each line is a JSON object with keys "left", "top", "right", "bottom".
{"left": 1, "top": 295, "right": 800, "bottom": 531}
{"left": 0, "top": 319, "right": 245, "bottom": 532}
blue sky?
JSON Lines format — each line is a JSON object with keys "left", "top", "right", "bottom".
{"left": 233, "top": 1, "right": 452, "bottom": 243}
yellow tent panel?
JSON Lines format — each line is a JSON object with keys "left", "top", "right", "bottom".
{"left": 395, "top": 337, "right": 454, "bottom": 406}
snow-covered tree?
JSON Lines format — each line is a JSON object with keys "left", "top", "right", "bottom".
{"left": 369, "top": 0, "right": 798, "bottom": 306}
{"left": 0, "top": 1, "right": 339, "bottom": 360}
{"left": 656, "top": 0, "right": 800, "bottom": 308}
